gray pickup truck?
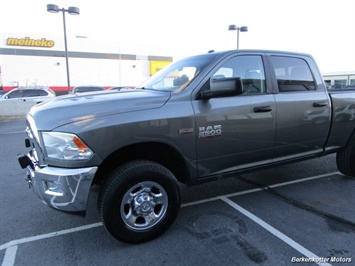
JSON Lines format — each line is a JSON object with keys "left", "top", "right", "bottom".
{"left": 18, "top": 50, "right": 355, "bottom": 243}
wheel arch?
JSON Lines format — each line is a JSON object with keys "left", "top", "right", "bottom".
{"left": 94, "top": 142, "right": 191, "bottom": 185}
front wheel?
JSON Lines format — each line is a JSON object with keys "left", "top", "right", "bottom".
{"left": 336, "top": 133, "right": 355, "bottom": 177}
{"left": 99, "top": 160, "right": 181, "bottom": 243}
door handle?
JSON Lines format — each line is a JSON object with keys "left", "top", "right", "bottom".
{"left": 254, "top": 106, "right": 273, "bottom": 112}
{"left": 313, "top": 102, "right": 328, "bottom": 107}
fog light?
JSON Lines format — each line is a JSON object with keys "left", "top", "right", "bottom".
{"left": 44, "top": 181, "right": 63, "bottom": 196}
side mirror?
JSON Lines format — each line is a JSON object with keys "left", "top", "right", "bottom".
{"left": 199, "top": 77, "right": 243, "bottom": 99}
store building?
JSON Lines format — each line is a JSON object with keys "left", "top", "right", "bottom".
{"left": 322, "top": 72, "right": 355, "bottom": 90}
{"left": 0, "top": 33, "right": 172, "bottom": 95}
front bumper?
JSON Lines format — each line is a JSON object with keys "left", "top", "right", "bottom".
{"left": 18, "top": 153, "right": 97, "bottom": 213}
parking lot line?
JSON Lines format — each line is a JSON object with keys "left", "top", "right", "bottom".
{"left": 1, "top": 171, "right": 339, "bottom": 266}
{"left": 1, "top": 222, "right": 103, "bottom": 266}
{"left": 267, "top": 171, "right": 341, "bottom": 189}
{"left": 0, "top": 222, "right": 103, "bottom": 251}
{"left": 182, "top": 171, "right": 339, "bottom": 208}
{"left": 220, "top": 196, "right": 331, "bottom": 266}
{"left": 2, "top": 245, "right": 17, "bottom": 266}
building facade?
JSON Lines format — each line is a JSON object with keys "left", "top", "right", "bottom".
{"left": 322, "top": 72, "right": 355, "bottom": 90}
{"left": 0, "top": 33, "right": 172, "bottom": 95}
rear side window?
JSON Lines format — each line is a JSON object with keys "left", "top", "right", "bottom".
{"left": 23, "top": 90, "right": 47, "bottom": 97}
{"left": 37, "top": 90, "right": 49, "bottom": 96}
{"left": 270, "top": 56, "right": 316, "bottom": 92}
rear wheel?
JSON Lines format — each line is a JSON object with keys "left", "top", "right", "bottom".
{"left": 99, "top": 160, "right": 181, "bottom": 243}
{"left": 336, "top": 133, "right": 355, "bottom": 177}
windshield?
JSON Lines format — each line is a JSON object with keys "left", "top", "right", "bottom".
{"left": 138, "top": 55, "right": 213, "bottom": 93}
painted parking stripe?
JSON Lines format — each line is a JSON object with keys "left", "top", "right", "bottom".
{"left": 2, "top": 245, "right": 17, "bottom": 266}
{"left": 1, "top": 171, "right": 339, "bottom": 265}
{"left": 268, "top": 172, "right": 341, "bottom": 189}
{"left": 182, "top": 171, "right": 339, "bottom": 208}
{"left": 0, "top": 223, "right": 102, "bottom": 266}
{"left": 0, "top": 222, "right": 102, "bottom": 251}
{"left": 220, "top": 196, "right": 331, "bottom": 266}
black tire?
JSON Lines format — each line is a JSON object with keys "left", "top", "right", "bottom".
{"left": 99, "top": 160, "right": 181, "bottom": 243}
{"left": 336, "top": 133, "right": 355, "bottom": 177}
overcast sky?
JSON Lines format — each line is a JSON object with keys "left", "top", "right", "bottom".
{"left": 1, "top": 0, "right": 355, "bottom": 73}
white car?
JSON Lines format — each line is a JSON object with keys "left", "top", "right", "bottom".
{"left": 0, "top": 86, "right": 56, "bottom": 103}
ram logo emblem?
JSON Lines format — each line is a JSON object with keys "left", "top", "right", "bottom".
{"left": 199, "top": 125, "right": 222, "bottom": 139}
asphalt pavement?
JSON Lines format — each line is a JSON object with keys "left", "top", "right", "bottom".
{"left": 1, "top": 117, "right": 354, "bottom": 266}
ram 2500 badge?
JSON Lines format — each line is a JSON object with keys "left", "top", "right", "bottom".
{"left": 18, "top": 50, "right": 355, "bottom": 243}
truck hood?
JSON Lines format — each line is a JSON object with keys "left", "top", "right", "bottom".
{"left": 28, "top": 89, "right": 171, "bottom": 130}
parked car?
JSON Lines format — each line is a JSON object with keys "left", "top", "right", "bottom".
{"left": 72, "top": 85, "right": 105, "bottom": 94}
{"left": 0, "top": 86, "right": 56, "bottom": 103}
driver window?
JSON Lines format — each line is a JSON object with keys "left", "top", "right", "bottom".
{"left": 212, "top": 55, "right": 266, "bottom": 94}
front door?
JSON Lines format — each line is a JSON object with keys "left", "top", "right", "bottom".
{"left": 192, "top": 54, "right": 276, "bottom": 178}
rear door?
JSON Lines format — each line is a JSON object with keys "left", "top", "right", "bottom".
{"left": 192, "top": 53, "right": 276, "bottom": 178}
{"left": 268, "top": 54, "right": 331, "bottom": 161}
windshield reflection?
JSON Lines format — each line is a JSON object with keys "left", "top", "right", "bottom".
{"left": 138, "top": 55, "right": 213, "bottom": 93}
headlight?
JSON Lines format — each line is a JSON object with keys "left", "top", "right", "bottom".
{"left": 41, "top": 132, "right": 93, "bottom": 160}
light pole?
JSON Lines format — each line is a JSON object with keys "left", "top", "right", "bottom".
{"left": 228, "top": 25, "right": 248, "bottom": 49}
{"left": 47, "top": 4, "right": 80, "bottom": 93}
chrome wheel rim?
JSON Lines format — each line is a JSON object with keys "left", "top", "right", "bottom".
{"left": 120, "top": 181, "right": 168, "bottom": 231}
